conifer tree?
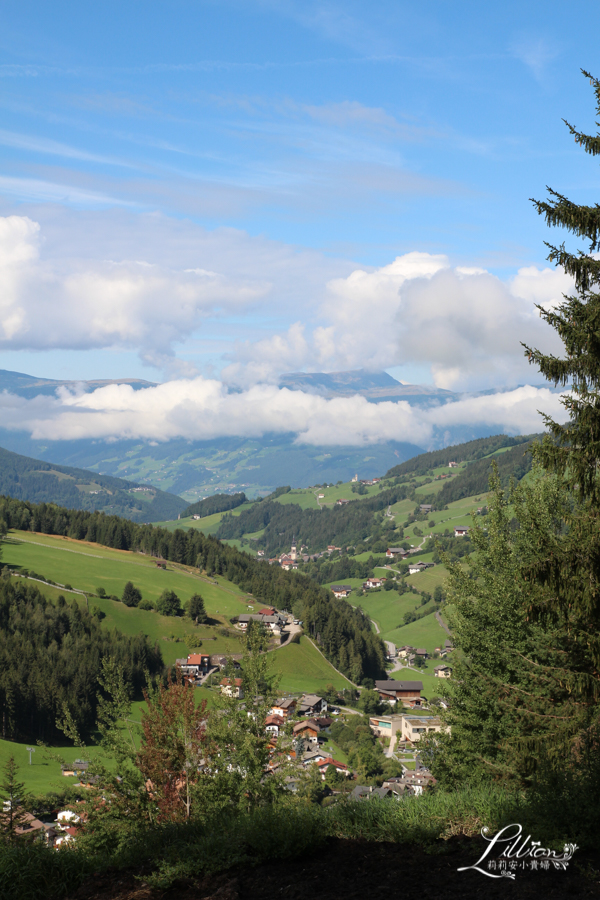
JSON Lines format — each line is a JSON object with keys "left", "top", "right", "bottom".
{"left": 524, "top": 71, "right": 600, "bottom": 504}
{"left": 523, "top": 72, "right": 600, "bottom": 705}
{"left": 0, "top": 755, "right": 32, "bottom": 843}
{"left": 187, "top": 593, "right": 207, "bottom": 624}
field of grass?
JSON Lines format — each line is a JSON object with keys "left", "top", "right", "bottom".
{"left": 269, "top": 636, "right": 353, "bottom": 693}
{"left": 3, "top": 531, "right": 251, "bottom": 620}
{"left": 273, "top": 489, "right": 321, "bottom": 510}
{"left": 348, "top": 589, "right": 425, "bottom": 634}
{"left": 405, "top": 565, "right": 449, "bottom": 593}
{"left": 381, "top": 610, "right": 448, "bottom": 653}
{"left": 0, "top": 737, "right": 105, "bottom": 797}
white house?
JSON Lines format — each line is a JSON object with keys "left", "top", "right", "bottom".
{"left": 408, "top": 562, "right": 433, "bottom": 575}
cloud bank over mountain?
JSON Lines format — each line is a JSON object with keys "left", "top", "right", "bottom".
{"left": 0, "top": 378, "right": 568, "bottom": 448}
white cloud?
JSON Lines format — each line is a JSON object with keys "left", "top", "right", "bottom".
{"left": 225, "top": 252, "right": 570, "bottom": 389}
{"left": 0, "top": 378, "right": 568, "bottom": 448}
{"left": 0, "top": 212, "right": 574, "bottom": 392}
{"left": 0, "top": 213, "right": 275, "bottom": 362}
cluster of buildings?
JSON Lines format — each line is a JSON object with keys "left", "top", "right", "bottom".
{"left": 384, "top": 642, "right": 453, "bottom": 676}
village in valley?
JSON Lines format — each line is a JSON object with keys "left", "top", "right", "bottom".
{"left": 1, "top": 434, "right": 518, "bottom": 845}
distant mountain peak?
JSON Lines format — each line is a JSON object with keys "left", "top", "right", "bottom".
{"left": 0, "top": 368, "right": 157, "bottom": 399}
{"left": 279, "top": 369, "right": 458, "bottom": 404}
{"left": 279, "top": 368, "right": 401, "bottom": 391}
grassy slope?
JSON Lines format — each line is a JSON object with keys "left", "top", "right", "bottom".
{"left": 269, "top": 636, "right": 353, "bottom": 693}
{"left": 347, "top": 590, "right": 428, "bottom": 634}
{"left": 4, "top": 530, "right": 248, "bottom": 612}
{"left": 0, "top": 738, "right": 105, "bottom": 797}
{"left": 381, "top": 611, "right": 448, "bottom": 653}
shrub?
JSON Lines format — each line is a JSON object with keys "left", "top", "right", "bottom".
{"left": 138, "top": 599, "right": 155, "bottom": 611}
{"left": 156, "top": 590, "right": 182, "bottom": 617}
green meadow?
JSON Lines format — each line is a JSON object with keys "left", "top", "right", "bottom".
{"left": 0, "top": 738, "right": 105, "bottom": 797}
{"left": 269, "top": 636, "right": 353, "bottom": 693}
{"left": 381, "top": 610, "right": 449, "bottom": 654}
{"left": 3, "top": 531, "right": 250, "bottom": 617}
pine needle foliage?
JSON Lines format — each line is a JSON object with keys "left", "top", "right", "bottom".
{"left": 522, "top": 72, "right": 600, "bottom": 707}
{"left": 524, "top": 70, "right": 600, "bottom": 503}
{"left": 428, "top": 468, "right": 597, "bottom": 784}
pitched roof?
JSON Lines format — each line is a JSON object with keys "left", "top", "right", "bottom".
{"left": 301, "top": 693, "right": 323, "bottom": 704}
{"left": 316, "top": 757, "right": 347, "bottom": 770}
{"left": 293, "top": 719, "right": 320, "bottom": 734}
{"left": 187, "top": 653, "right": 207, "bottom": 665}
{"left": 375, "top": 680, "right": 423, "bottom": 691}
{"left": 265, "top": 714, "right": 285, "bottom": 726}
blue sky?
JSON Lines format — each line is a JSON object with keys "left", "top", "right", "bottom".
{"left": 0, "top": 1, "right": 595, "bottom": 445}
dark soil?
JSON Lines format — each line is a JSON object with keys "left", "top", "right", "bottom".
{"left": 67, "top": 836, "right": 600, "bottom": 900}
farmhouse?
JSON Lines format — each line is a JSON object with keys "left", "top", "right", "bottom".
{"left": 176, "top": 653, "right": 211, "bottom": 677}
{"left": 293, "top": 719, "right": 321, "bottom": 742}
{"left": 386, "top": 547, "right": 407, "bottom": 558}
{"left": 300, "top": 749, "right": 329, "bottom": 766}
{"left": 330, "top": 584, "right": 352, "bottom": 598}
{"left": 454, "top": 526, "right": 469, "bottom": 537}
{"left": 363, "top": 577, "right": 386, "bottom": 589}
{"left": 61, "top": 760, "right": 89, "bottom": 777}
{"left": 271, "top": 697, "right": 297, "bottom": 719}
{"left": 220, "top": 677, "right": 244, "bottom": 699}
{"left": 374, "top": 680, "right": 423, "bottom": 707}
{"left": 408, "top": 561, "right": 434, "bottom": 575}
{"left": 298, "top": 693, "right": 328, "bottom": 716}
{"left": 419, "top": 504, "right": 433, "bottom": 513}
{"left": 265, "top": 714, "right": 285, "bottom": 736}
{"left": 237, "top": 613, "right": 284, "bottom": 631}
{"left": 316, "top": 757, "right": 349, "bottom": 779}
{"left": 448, "top": 461, "right": 458, "bottom": 468}
{"left": 336, "top": 498, "right": 350, "bottom": 506}
{"left": 434, "top": 664, "right": 452, "bottom": 678}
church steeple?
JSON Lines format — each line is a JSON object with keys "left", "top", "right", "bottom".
{"left": 290, "top": 536, "right": 298, "bottom": 561}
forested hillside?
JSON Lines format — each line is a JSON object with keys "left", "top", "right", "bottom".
{"left": 0, "top": 577, "right": 163, "bottom": 743}
{"left": 0, "top": 445, "right": 187, "bottom": 523}
{"left": 215, "top": 483, "right": 411, "bottom": 555}
{"left": 182, "top": 491, "right": 247, "bottom": 518}
{"left": 385, "top": 433, "right": 537, "bottom": 478}
{"left": 422, "top": 440, "right": 536, "bottom": 506}
{"left": 0, "top": 495, "right": 386, "bottom": 684}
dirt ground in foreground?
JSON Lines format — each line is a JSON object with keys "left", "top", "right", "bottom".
{"left": 67, "top": 836, "right": 600, "bottom": 900}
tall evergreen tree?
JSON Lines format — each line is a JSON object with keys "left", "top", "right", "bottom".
{"left": 0, "top": 755, "right": 32, "bottom": 843}
{"left": 523, "top": 72, "right": 600, "bottom": 708}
